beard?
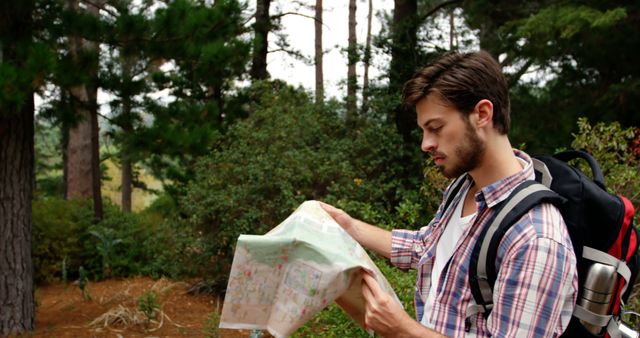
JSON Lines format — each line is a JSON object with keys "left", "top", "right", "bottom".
{"left": 439, "top": 120, "right": 486, "bottom": 179}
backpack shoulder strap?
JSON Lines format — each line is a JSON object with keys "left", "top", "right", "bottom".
{"left": 442, "top": 174, "right": 468, "bottom": 214}
{"left": 467, "top": 180, "right": 566, "bottom": 317}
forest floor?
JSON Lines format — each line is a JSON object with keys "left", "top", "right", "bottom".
{"left": 31, "top": 276, "right": 269, "bottom": 337}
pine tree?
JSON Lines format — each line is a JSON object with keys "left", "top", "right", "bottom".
{"left": 250, "top": 0, "right": 271, "bottom": 80}
{"left": 346, "top": 0, "right": 358, "bottom": 123}
{"left": 314, "top": 0, "right": 323, "bottom": 104}
{"left": 63, "top": 0, "right": 103, "bottom": 221}
{"left": 0, "top": 0, "right": 52, "bottom": 334}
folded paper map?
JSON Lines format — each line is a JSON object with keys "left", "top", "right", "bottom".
{"left": 219, "top": 200, "right": 400, "bottom": 338}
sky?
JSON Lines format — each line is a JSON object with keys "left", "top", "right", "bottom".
{"left": 265, "top": 0, "right": 395, "bottom": 100}
{"left": 35, "top": 0, "right": 395, "bottom": 112}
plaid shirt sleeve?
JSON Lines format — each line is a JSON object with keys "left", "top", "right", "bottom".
{"left": 390, "top": 228, "right": 427, "bottom": 270}
{"left": 486, "top": 203, "right": 578, "bottom": 338}
{"left": 389, "top": 180, "right": 458, "bottom": 271}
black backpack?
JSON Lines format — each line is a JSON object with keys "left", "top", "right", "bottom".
{"left": 446, "top": 150, "right": 639, "bottom": 338}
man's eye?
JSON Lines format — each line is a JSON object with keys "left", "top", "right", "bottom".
{"left": 428, "top": 126, "right": 443, "bottom": 133}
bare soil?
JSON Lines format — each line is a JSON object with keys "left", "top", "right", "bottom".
{"left": 31, "top": 276, "right": 260, "bottom": 337}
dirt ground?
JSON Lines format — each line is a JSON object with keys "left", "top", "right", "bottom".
{"left": 32, "top": 276, "right": 265, "bottom": 337}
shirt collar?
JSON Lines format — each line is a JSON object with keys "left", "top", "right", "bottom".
{"left": 476, "top": 149, "right": 535, "bottom": 209}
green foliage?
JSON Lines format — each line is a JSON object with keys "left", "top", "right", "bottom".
{"left": 61, "top": 256, "right": 68, "bottom": 287}
{"left": 516, "top": 5, "right": 626, "bottom": 40}
{"left": 462, "top": 1, "right": 640, "bottom": 152}
{"left": 78, "top": 266, "right": 91, "bottom": 301}
{"left": 202, "top": 311, "right": 222, "bottom": 338}
{"left": 623, "top": 288, "right": 640, "bottom": 329}
{"left": 137, "top": 290, "right": 159, "bottom": 324}
{"left": 34, "top": 118, "right": 64, "bottom": 197}
{"left": 32, "top": 197, "right": 94, "bottom": 283}
{"left": 571, "top": 118, "right": 640, "bottom": 210}
{"left": 419, "top": 162, "right": 451, "bottom": 219}
{"left": 139, "top": 0, "right": 252, "bottom": 191}
{"left": 32, "top": 196, "right": 198, "bottom": 283}
{"left": 88, "top": 226, "right": 123, "bottom": 278}
{"left": 82, "top": 202, "right": 200, "bottom": 280}
{"left": 0, "top": 39, "right": 55, "bottom": 114}
{"left": 182, "top": 82, "right": 350, "bottom": 287}
{"left": 183, "top": 81, "right": 434, "bottom": 288}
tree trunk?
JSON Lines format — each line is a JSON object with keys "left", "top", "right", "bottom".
{"left": 361, "top": 0, "right": 373, "bottom": 115}
{"left": 250, "top": 0, "right": 271, "bottom": 80}
{"left": 0, "top": 97, "right": 35, "bottom": 337}
{"left": 390, "top": 0, "right": 418, "bottom": 89}
{"left": 390, "top": 0, "right": 418, "bottom": 142}
{"left": 346, "top": 0, "right": 357, "bottom": 123}
{"left": 449, "top": 8, "right": 455, "bottom": 50}
{"left": 314, "top": 0, "right": 324, "bottom": 104}
{"left": 65, "top": 0, "right": 102, "bottom": 220}
{"left": 65, "top": 85, "right": 93, "bottom": 200}
{"left": 90, "top": 84, "right": 102, "bottom": 220}
{"left": 121, "top": 157, "right": 132, "bottom": 212}
{"left": 119, "top": 55, "right": 134, "bottom": 213}
{"left": 0, "top": 3, "right": 35, "bottom": 335}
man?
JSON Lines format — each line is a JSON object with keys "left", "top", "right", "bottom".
{"left": 321, "top": 51, "right": 578, "bottom": 337}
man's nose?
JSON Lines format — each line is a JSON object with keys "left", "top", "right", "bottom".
{"left": 421, "top": 134, "right": 436, "bottom": 153}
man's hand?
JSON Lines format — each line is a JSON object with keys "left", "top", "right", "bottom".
{"left": 319, "top": 201, "right": 356, "bottom": 234}
{"left": 319, "top": 201, "right": 392, "bottom": 258}
{"left": 361, "top": 273, "right": 446, "bottom": 338}
{"left": 361, "top": 272, "right": 411, "bottom": 336}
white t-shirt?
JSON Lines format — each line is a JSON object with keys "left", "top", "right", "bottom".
{"left": 422, "top": 185, "right": 475, "bottom": 328}
{"left": 421, "top": 158, "right": 526, "bottom": 330}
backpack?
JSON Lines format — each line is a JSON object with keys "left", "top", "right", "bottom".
{"left": 446, "top": 150, "right": 639, "bottom": 338}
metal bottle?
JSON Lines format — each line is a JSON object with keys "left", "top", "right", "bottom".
{"left": 579, "top": 262, "right": 618, "bottom": 334}
{"left": 620, "top": 322, "right": 640, "bottom": 338}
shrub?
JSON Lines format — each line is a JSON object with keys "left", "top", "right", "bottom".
{"left": 32, "top": 196, "right": 196, "bottom": 283}
{"left": 183, "top": 82, "right": 353, "bottom": 287}
{"left": 32, "top": 197, "right": 94, "bottom": 283}
{"left": 183, "top": 81, "right": 434, "bottom": 289}
{"left": 571, "top": 118, "right": 640, "bottom": 218}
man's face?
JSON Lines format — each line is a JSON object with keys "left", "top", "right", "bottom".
{"left": 416, "top": 94, "right": 485, "bottom": 178}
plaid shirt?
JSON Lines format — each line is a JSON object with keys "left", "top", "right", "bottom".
{"left": 391, "top": 150, "right": 578, "bottom": 338}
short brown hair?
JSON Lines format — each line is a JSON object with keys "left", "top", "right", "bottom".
{"left": 403, "top": 50, "right": 510, "bottom": 134}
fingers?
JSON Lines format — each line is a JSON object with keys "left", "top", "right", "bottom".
{"left": 319, "top": 201, "right": 351, "bottom": 225}
{"left": 319, "top": 201, "right": 342, "bottom": 215}
{"left": 362, "top": 272, "right": 383, "bottom": 299}
{"left": 361, "top": 273, "right": 374, "bottom": 302}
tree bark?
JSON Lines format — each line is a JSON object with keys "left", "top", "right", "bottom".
{"left": 120, "top": 112, "right": 133, "bottom": 213}
{"left": 390, "top": 0, "right": 418, "bottom": 142}
{"left": 65, "top": 0, "right": 102, "bottom": 220}
{"left": 250, "top": 0, "right": 271, "bottom": 80}
{"left": 346, "top": 0, "right": 357, "bottom": 123}
{"left": 66, "top": 85, "right": 93, "bottom": 199}
{"left": 121, "top": 157, "right": 132, "bottom": 212}
{"left": 0, "top": 97, "right": 35, "bottom": 337}
{"left": 119, "top": 55, "right": 135, "bottom": 213}
{"left": 390, "top": 0, "right": 417, "bottom": 89}
{"left": 314, "top": 0, "right": 324, "bottom": 104}
{"left": 361, "top": 0, "right": 373, "bottom": 115}
{"left": 0, "top": 2, "right": 35, "bottom": 335}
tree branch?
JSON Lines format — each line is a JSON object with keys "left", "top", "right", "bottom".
{"left": 271, "top": 11, "right": 329, "bottom": 28}
{"left": 82, "top": 0, "right": 119, "bottom": 18}
{"left": 419, "top": 0, "right": 463, "bottom": 23}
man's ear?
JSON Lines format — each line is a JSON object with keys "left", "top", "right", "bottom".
{"left": 473, "top": 99, "right": 493, "bottom": 128}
